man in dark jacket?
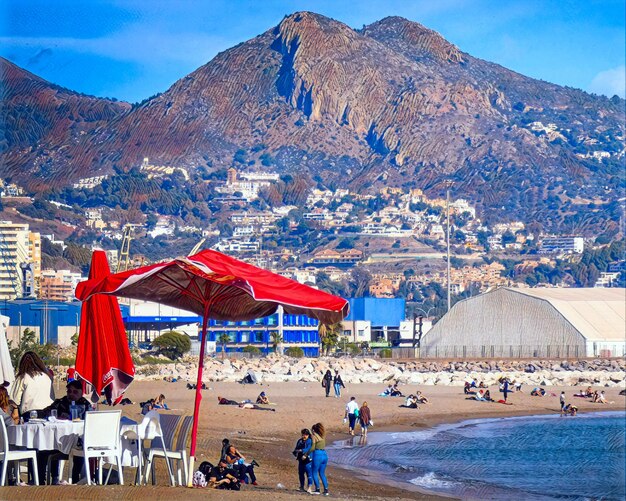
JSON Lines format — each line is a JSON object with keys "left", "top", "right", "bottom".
{"left": 42, "top": 380, "right": 91, "bottom": 420}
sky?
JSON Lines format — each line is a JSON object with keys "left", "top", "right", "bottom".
{"left": 1, "top": 0, "right": 624, "bottom": 103}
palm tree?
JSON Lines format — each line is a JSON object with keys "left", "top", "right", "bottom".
{"left": 218, "top": 333, "right": 230, "bottom": 359}
{"left": 270, "top": 331, "right": 283, "bottom": 354}
{"left": 318, "top": 322, "right": 342, "bottom": 356}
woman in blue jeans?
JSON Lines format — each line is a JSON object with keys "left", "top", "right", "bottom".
{"left": 310, "top": 422, "right": 329, "bottom": 495}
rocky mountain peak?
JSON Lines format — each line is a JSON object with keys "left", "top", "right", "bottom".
{"left": 363, "top": 16, "right": 465, "bottom": 64}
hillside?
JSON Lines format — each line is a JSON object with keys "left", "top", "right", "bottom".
{"left": 1, "top": 12, "right": 624, "bottom": 233}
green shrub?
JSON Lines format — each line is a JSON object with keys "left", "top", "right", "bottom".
{"left": 285, "top": 346, "right": 304, "bottom": 358}
{"left": 242, "top": 345, "right": 262, "bottom": 354}
{"left": 379, "top": 348, "right": 392, "bottom": 359}
{"left": 151, "top": 331, "right": 191, "bottom": 360}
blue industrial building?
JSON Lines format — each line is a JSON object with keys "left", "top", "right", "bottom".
{"left": 345, "top": 297, "right": 406, "bottom": 344}
{"left": 207, "top": 313, "right": 320, "bottom": 356}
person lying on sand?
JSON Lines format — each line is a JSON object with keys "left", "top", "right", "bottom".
{"left": 218, "top": 396, "right": 240, "bottom": 405}
{"left": 239, "top": 402, "right": 276, "bottom": 411}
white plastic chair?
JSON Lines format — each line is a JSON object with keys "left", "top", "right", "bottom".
{"left": 146, "top": 415, "right": 192, "bottom": 486}
{"left": 126, "top": 411, "right": 175, "bottom": 486}
{"left": 0, "top": 418, "right": 39, "bottom": 486}
{"left": 67, "top": 410, "right": 123, "bottom": 485}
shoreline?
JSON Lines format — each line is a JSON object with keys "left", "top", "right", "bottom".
{"left": 2, "top": 381, "right": 624, "bottom": 500}
{"left": 329, "top": 408, "right": 625, "bottom": 499}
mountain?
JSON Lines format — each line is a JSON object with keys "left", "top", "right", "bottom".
{"left": 1, "top": 13, "right": 624, "bottom": 233}
{"left": 0, "top": 57, "right": 131, "bottom": 190}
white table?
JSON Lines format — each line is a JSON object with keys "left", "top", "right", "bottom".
{"left": 8, "top": 418, "right": 139, "bottom": 467}
{"left": 8, "top": 420, "right": 84, "bottom": 454}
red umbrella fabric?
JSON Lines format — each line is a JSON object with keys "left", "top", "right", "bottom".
{"left": 75, "top": 249, "right": 349, "bottom": 481}
{"left": 75, "top": 250, "right": 135, "bottom": 404}
{"left": 75, "top": 249, "right": 349, "bottom": 324}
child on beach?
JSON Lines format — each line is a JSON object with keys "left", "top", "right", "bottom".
{"left": 293, "top": 428, "right": 313, "bottom": 492}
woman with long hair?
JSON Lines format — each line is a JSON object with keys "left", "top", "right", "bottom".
{"left": 10, "top": 351, "right": 54, "bottom": 417}
{"left": 0, "top": 386, "right": 19, "bottom": 425}
{"left": 310, "top": 422, "right": 329, "bottom": 495}
{"left": 359, "top": 401, "right": 372, "bottom": 437}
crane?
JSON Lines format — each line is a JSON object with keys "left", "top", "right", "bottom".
{"left": 116, "top": 224, "right": 141, "bottom": 273}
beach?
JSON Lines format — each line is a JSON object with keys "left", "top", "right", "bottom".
{"left": 2, "top": 379, "right": 624, "bottom": 500}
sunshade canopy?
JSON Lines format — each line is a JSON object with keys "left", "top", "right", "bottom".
{"left": 76, "top": 249, "right": 349, "bottom": 324}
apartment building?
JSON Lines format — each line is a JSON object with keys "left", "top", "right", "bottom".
{"left": 40, "top": 269, "right": 84, "bottom": 301}
{"left": 539, "top": 236, "right": 584, "bottom": 254}
{"left": 0, "top": 221, "right": 41, "bottom": 299}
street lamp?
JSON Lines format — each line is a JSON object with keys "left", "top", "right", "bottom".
{"left": 413, "top": 307, "right": 434, "bottom": 348}
{"left": 445, "top": 181, "right": 453, "bottom": 312}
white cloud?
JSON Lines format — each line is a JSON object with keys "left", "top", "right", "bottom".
{"left": 588, "top": 66, "right": 625, "bottom": 98}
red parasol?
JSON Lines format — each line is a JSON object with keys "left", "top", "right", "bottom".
{"left": 75, "top": 249, "right": 349, "bottom": 481}
{"left": 75, "top": 250, "right": 135, "bottom": 404}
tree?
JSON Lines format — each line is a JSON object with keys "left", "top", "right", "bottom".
{"left": 270, "top": 331, "right": 283, "bottom": 354}
{"left": 218, "top": 333, "right": 231, "bottom": 359}
{"left": 151, "top": 331, "right": 191, "bottom": 360}
{"left": 318, "top": 323, "right": 342, "bottom": 355}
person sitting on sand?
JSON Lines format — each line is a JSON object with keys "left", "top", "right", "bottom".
{"left": 209, "top": 460, "right": 240, "bottom": 490}
{"left": 464, "top": 382, "right": 476, "bottom": 395}
{"left": 256, "top": 392, "right": 269, "bottom": 405}
{"left": 383, "top": 384, "right": 393, "bottom": 396}
{"left": 483, "top": 390, "right": 493, "bottom": 402}
{"left": 472, "top": 390, "right": 487, "bottom": 401}
{"left": 416, "top": 391, "right": 429, "bottom": 404}
{"left": 400, "top": 395, "right": 418, "bottom": 408}
{"left": 595, "top": 391, "right": 608, "bottom": 404}
{"left": 478, "top": 381, "right": 487, "bottom": 389}
{"left": 153, "top": 394, "right": 169, "bottom": 410}
{"left": 217, "top": 396, "right": 240, "bottom": 406}
{"left": 390, "top": 383, "right": 403, "bottom": 397}
{"left": 224, "top": 444, "right": 259, "bottom": 485}
{"left": 531, "top": 387, "right": 546, "bottom": 397}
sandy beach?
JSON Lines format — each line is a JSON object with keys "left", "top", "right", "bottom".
{"left": 2, "top": 379, "right": 624, "bottom": 501}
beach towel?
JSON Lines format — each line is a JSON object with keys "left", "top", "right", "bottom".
{"left": 497, "top": 399, "right": 513, "bottom": 405}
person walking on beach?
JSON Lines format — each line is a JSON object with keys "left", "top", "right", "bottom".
{"left": 560, "top": 391, "right": 566, "bottom": 411}
{"left": 333, "top": 371, "right": 345, "bottom": 398}
{"left": 501, "top": 377, "right": 511, "bottom": 403}
{"left": 322, "top": 370, "right": 333, "bottom": 398}
{"left": 345, "top": 396, "right": 359, "bottom": 435}
{"left": 359, "top": 401, "right": 372, "bottom": 437}
{"left": 293, "top": 428, "right": 313, "bottom": 492}
{"left": 310, "top": 422, "right": 330, "bottom": 496}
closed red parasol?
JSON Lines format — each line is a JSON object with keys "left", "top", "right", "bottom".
{"left": 75, "top": 249, "right": 349, "bottom": 482}
{"left": 75, "top": 250, "right": 135, "bottom": 404}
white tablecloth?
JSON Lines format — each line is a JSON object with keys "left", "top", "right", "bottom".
{"left": 8, "top": 418, "right": 140, "bottom": 467}
{"left": 8, "top": 420, "right": 84, "bottom": 454}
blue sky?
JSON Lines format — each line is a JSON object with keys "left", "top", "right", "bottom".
{"left": 1, "top": 0, "right": 624, "bottom": 102}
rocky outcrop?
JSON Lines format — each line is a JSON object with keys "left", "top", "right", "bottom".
{"left": 136, "top": 356, "right": 626, "bottom": 388}
{"left": 2, "top": 13, "right": 623, "bottom": 231}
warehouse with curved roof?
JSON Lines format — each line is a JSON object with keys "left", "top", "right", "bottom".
{"left": 420, "top": 288, "right": 626, "bottom": 358}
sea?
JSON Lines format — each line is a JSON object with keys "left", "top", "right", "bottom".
{"left": 329, "top": 411, "right": 626, "bottom": 500}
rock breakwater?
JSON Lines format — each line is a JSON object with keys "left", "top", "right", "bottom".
{"left": 137, "top": 357, "right": 626, "bottom": 388}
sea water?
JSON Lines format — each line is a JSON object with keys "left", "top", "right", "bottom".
{"left": 329, "top": 411, "right": 625, "bottom": 500}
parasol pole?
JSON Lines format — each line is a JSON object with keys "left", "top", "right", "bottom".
{"left": 188, "top": 303, "right": 209, "bottom": 486}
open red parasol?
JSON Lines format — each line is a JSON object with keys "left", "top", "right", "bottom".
{"left": 75, "top": 249, "right": 349, "bottom": 481}
{"left": 75, "top": 250, "right": 135, "bottom": 404}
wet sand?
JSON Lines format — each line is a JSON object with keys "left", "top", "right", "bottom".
{"left": 2, "top": 380, "right": 624, "bottom": 500}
